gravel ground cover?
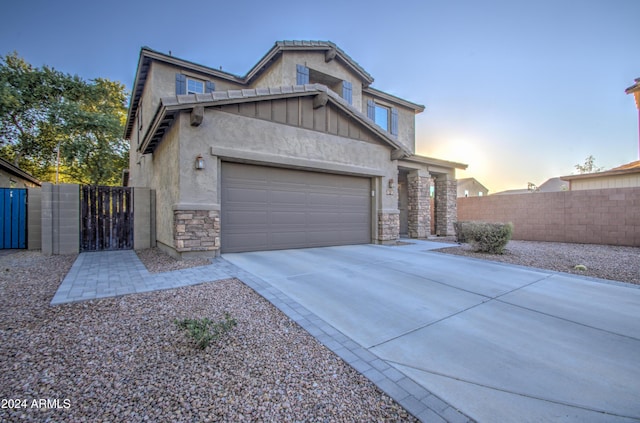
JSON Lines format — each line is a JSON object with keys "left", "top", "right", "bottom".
{"left": 0, "top": 250, "right": 417, "bottom": 423}
{"left": 434, "top": 240, "right": 640, "bottom": 285}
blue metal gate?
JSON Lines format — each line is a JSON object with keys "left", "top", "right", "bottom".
{"left": 0, "top": 188, "right": 27, "bottom": 249}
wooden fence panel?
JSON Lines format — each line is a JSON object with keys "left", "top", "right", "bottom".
{"left": 81, "top": 186, "right": 133, "bottom": 251}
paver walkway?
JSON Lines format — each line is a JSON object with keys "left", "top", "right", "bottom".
{"left": 51, "top": 250, "right": 238, "bottom": 304}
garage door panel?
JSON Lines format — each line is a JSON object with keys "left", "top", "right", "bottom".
{"left": 270, "top": 190, "right": 307, "bottom": 205}
{"left": 270, "top": 231, "right": 309, "bottom": 248}
{"left": 221, "top": 162, "right": 371, "bottom": 253}
{"left": 224, "top": 211, "right": 269, "bottom": 225}
{"left": 271, "top": 211, "right": 306, "bottom": 224}
{"left": 341, "top": 212, "right": 370, "bottom": 224}
{"left": 341, "top": 195, "right": 370, "bottom": 207}
{"left": 224, "top": 187, "right": 268, "bottom": 204}
{"left": 224, "top": 232, "right": 269, "bottom": 250}
{"left": 308, "top": 193, "right": 340, "bottom": 207}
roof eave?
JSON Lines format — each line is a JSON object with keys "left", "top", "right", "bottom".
{"left": 363, "top": 86, "right": 425, "bottom": 113}
{"left": 125, "top": 47, "right": 246, "bottom": 140}
{"left": 624, "top": 78, "right": 640, "bottom": 94}
{"left": 140, "top": 84, "right": 409, "bottom": 156}
{"left": 0, "top": 157, "right": 42, "bottom": 186}
{"left": 403, "top": 154, "right": 468, "bottom": 170}
{"left": 560, "top": 168, "right": 640, "bottom": 181}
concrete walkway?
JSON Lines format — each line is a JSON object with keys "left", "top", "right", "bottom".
{"left": 224, "top": 241, "right": 640, "bottom": 423}
{"left": 51, "top": 242, "right": 640, "bottom": 422}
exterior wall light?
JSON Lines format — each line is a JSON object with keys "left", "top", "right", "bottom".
{"left": 195, "top": 155, "right": 205, "bottom": 170}
{"left": 388, "top": 178, "right": 395, "bottom": 189}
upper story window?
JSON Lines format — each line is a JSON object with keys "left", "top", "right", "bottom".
{"left": 296, "top": 64, "right": 353, "bottom": 105}
{"left": 175, "top": 73, "right": 215, "bottom": 95}
{"left": 367, "top": 100, "right": 398, "bottom": 136}
{"left": 187, "top": 78, "right": 204, "bottom": 94}
{"left": 374, "top": 104, "right": 389, "bottom": 131}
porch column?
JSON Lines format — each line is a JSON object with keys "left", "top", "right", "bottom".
{"left": 407, "top": 169, "right": 431, "bottom": 238}
{"left": 435, "top": 174, "right": 458, "bottom": 236}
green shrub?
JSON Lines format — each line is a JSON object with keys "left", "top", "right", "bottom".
{"left": 454, "top": 221, "right": 513, "bottom": 254}
{"left": 174, "top": 312, "right": 237, "bottom": 350}
{"left": 453, "top": 221, "right": 475, "bottom": 243}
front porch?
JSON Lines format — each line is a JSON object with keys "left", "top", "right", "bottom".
{"left": 397, "top": 156, "right": 461, "bottom": 238}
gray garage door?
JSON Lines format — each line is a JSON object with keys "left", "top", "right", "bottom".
{"left": 221, "top": 162, "right": 371, "bottom": 253}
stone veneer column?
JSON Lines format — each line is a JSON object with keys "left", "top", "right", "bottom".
{"left": 435, "top": 175, "right": 458, "bottom": 236}
{"left": 174, "top": 210, "right": 220, "bottom": 256}
{"left": 407, "top": 170, "right": 431, "bottom": 238}
{"left": 377, "top": 211, "right": 399, "bottom": 242}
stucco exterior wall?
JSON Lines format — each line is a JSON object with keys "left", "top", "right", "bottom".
{"left": 362, "top": 92, "right": 416, "bottom": 154}
{"left": 251, "top": 51, "right": 364, "bottom": 110}
{"left": 568, "top": 174, "right": 640, "bottom": 190}
{"left": 178, "top": 109, "right": 399, "bottom": 220}
{"left": 147, "top": 119, "right": 181, "bottom": 250}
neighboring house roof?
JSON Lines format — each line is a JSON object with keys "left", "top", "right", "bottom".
{"left": 457, "top": 177, "right": 488, "bottom": 191}
{"left": 626, "top": 78, "right": 640, "bottom": 109}
{"left": 560, "top": 160, "right": 640, "bottom": 181}
{"left": 0, "top": 157, "right": 41, "bottom": 186}
{"left": 140, "top": 83, "right": 412, "bottom": 158}
{"left": 492, "top": 188, "right": 530, "bottom": 195}
{"left": 625, "top": 78, "right": 640, "bottom": 95}
{"left": 537, "top": 177, "right": 568, "bottom": 192}
{"left": 125, "top": 41, "right": 424, "bottom": 140}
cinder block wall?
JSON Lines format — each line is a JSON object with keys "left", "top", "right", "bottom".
{"left": 27, "top": 188, "right": 42, "bottom": 250}
{"left": 458, "top": 187, "right": 640, "bottom": 246}
{"left": 41, "top": 183, "right": 80, "bottom": 255}
{"left": 133, "top": 187, "right": 156, "bottom": 250}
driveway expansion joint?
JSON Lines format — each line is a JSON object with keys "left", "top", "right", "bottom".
{"left": 383, "top": 360, "right": 639, "bottom": 420}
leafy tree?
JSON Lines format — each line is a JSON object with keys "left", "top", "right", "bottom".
{"left": 575, "top": 155, "right": 604, "bottom": 174}
{"left": 0, "top": 52, "right": 128, "bottom": 185}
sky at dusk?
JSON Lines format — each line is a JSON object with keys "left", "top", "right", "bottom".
{"left": 1, "top": 0, "right": 638, "bottom": 193}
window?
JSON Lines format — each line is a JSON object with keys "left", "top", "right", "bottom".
{"left": 367, "top": 100, "right": 398, "bottom": 135}
{"left": 464, "top": 190, "right": 469, "bottom": 197}
{"left": 342, "top": 81, "right": 352, "bottom": 105}
{"left": 175, "top": 73, "right": 215, "bottom": 95}
{"left": 296, "top": 64, "right": 309, "bottom": 85}
{"left": 374, "top": 105, "right": 389, "bottom": 131}
{"left": 478, "top": 191, "right": 483, "bottom": 197}
{"left": 187, "top": 78, "right": 204, "bottom": 94}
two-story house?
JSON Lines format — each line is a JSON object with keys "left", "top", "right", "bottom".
{"left": 125, "top": 41, "right": 465, "bottom": 258}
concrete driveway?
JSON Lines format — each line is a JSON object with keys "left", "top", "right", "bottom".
{"left": 224, "top": 241, "right": 640, "bottom": 422}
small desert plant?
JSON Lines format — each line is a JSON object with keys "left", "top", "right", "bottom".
{"left": 174, "top": 312, "right": 237, "bottom": 349}
{"left": 455, "top": 221, "right": 513, "bottom": 254}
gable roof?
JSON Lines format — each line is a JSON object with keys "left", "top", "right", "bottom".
{"left": 537, "top": 177, "right": 568, "bottom": 192}
{"left": 139, "top": 83, "right": 411, "bottom": 157}
{"left": 125, "top": 41, "right": 419, "bottom": 140}
{"left": 561, "top": 160, "right": 640, "bottom": 181}
{"left": 0, "top": 157, "right": 41, "bottom": 186}
{"left": 457, "top": 177, "right": 488, "bottom": 191}
{"left": 246, "top": 41, "right": 374, "bottom": 87}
